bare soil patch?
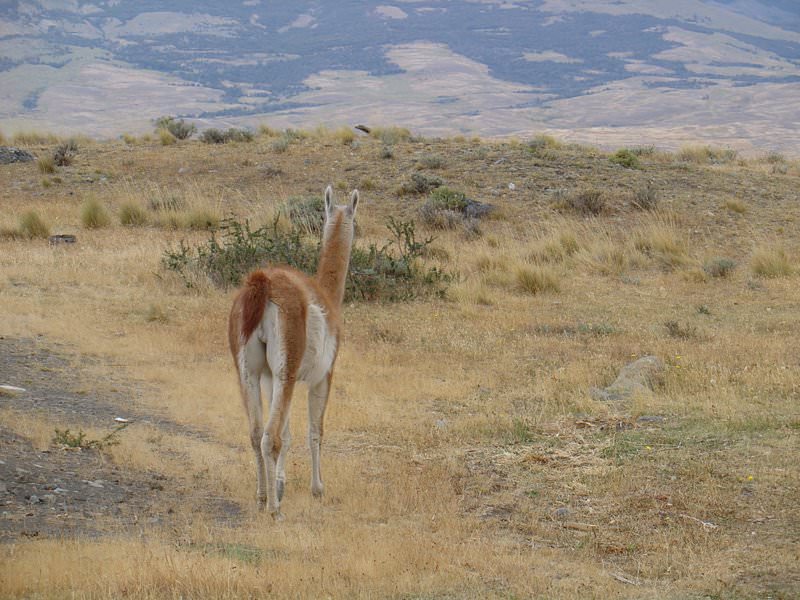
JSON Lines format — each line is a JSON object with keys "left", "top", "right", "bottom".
{"left": 0, "top": 337, "right": 241, "bottom": 541}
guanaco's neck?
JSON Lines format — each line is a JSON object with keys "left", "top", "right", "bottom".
{"left": 316, "top": 212, "right": 353, "bottom": 308}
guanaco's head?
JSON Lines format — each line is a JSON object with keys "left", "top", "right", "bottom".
{"left": 322, "top": 185, "right": 358, "bottom": 246}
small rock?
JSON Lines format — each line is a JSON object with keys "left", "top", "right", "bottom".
{"left": 508, "top": 182, "right": 516, "bottom": 191}
{"left": 48, "top": 234, "right": 77, "bottom": 246}
{"left": 463, "top": 199, "right": 495, "bottom": 219}
{"left": 553, "top": 507, "right": 570, "bottom": 519}
{"left": 29, "top": 495, "right": 40, "bottom": 504}
{"left": 637, "top": 415, "right": 666, "bottom": 425}
{"left": 86, "top": 480, "right": 104, "bottom": 488}
{"left": 0, "top": 482, "right": 7, "bottom": 494}
{"left": 434, "top": 419, "right": 448, "bottom": 430}
{"left": 41, "top": 494, "right": 56, "bottom": 504}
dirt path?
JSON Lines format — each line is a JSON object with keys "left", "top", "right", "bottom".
{"left": 0, "top": 337, "right": 241, "bottom": 541}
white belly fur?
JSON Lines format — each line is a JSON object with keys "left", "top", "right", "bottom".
{"left": 298, "top": 303, "right": 337, "bottom": 385}
{"left": 259, "top": 302, "right": 336, "bottom": 386}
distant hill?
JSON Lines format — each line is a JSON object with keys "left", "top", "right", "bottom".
{"left": 2, "top": 1, "right": 799, "bottom": 153}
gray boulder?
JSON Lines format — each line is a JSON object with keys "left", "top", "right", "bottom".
{"left": 591, "top": 355, "right": 665, "bottom": 402}
{"left": 0, "top": 147, "right": 35, "bottom": 165}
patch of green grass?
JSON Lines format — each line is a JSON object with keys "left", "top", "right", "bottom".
{"left": 52, "top": 423, "right": 128, "bottom": 450}
{"left": 703, "top": 257, "right": 736, "bottom": 278}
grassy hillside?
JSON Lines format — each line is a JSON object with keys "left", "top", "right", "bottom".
{"left": 1, "top": 128, "right": 799, "bottom": 598}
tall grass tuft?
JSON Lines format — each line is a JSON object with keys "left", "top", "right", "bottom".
{"left": 751, "top": 247, "right": 793, "bottom": 278}
{"left": 37, "top": 156, "right": 56, "bottom": 174}
{"left": 515, "top": 266, "right": 560, "bottom": 295}
{"left": 119, "top": 202, "right": 149, "bottom": 226}
{"left": 19, "top": 210, "right": 50, "bottom": 239}
{"left": 80, "top": 197, "right": 111, "bottom": 229}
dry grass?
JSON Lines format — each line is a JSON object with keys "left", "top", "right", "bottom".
{"left": 18, "top": 210, "right": 50, "bottom": 239}
{"left": 0, "top": 133, "right": 798, "bottom": 599}
{"left": 80, "top": 196, "right": 111, "bottom": 229}
{"left": 750, "top": 246, "right": 794, "bottom": 278}
{"left": 37, "top": 155, "right": 56, "bottom": 174}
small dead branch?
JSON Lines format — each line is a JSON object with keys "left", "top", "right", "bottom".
{"left": 679, "top": 513, "right": 719, "bottom": 530}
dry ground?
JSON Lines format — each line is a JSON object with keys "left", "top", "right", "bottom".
{"left": 0, "top": 130, "right": 799, "bottom": 598}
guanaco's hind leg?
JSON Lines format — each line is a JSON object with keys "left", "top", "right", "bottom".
{"left": 239, "top": 354, "right": 267, "bottom": 507}
{"left": 308, "top": 375, "right": 331, "bottom": 497}
{"left": 262, "top": 377, "right": 296, "bottom": 519}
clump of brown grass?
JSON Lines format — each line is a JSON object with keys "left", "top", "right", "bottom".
{"left": 529, "top": 228, "right": 581, "bottom": 264}
{"left": 12, "top": 130, "right": 60, "bottom": 145}
{"left": 18, "top": 210, "right": 50, "bottom": 239}
{"left": 37, "top": 155, "right": 55, "bottom": 174}
{"left": 750, "top": 246, "right": 793, "bottom": 278}
{"left": 557, "top": 188, "right": 606, "bottom": 216}
{"left": 159, "top": 129, "right": 176, "bottom": 146}
{"left": 80, "top": 197, "right": 111, "bottom": 229}
{"left": 632, "top": 217, "right": 689, "bottom": 270}
{"left": 724, "top": 198, "right": 747, "bottom": 214}
{"left": 370, "top": 125, "right": 412, "bottom": 145}
{"left": 677, "top": 145, "right": 738, "bottom": 165}
{"left": 515, "top": 265, "right": 560, "bottom": 295}
{"left": 184, "top": 208, "right": 220, "bottom": 231}
{"left": 119, "top": 202, "right": 149, "bottom": 226}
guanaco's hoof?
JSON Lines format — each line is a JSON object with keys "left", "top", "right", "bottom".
{"left": 277, "top": 479, "right": 285, "bottom": 502}
{"left": 271, "top": 511, "right": 285, "bottom": 522}
{"left": 311, "top": 485, "right": 324, "bottom": 498}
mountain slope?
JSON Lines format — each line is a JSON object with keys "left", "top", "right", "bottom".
{"left": 1, "top": 1, "right": 798, "bottom": 152}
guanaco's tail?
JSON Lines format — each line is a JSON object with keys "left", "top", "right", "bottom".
{"left": 240, "top": 270, "right": 270, "bottom": 342}
{"left": 228, "top": 270, "right": 271, "bottom": 364}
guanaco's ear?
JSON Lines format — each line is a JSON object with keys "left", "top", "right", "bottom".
{"left": 324, "top": 186, "right": 333, "bottom": 219}
{"left": 348, "top": 189, "right": 359, "bottom": 217}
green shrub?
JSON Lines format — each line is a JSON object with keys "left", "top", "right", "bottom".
{"left": 200, "top": 128, "right": 227, "bottom": 144}
{"left": 119, "top": 202, "right": 149, "bottom": 226}
{"left": 199, "top": 128, "right": 253, "bottom": 144}
{"left": 609, "top": 148, "right": 640, "bottom": 169}
{"left": 18, "top": 210, "right": 50, "bottom": 239}
{"left": 380, "top": 146, "right": 394, "bottom": 159}
{"left": 399, "top": 172, "right": 444, "bottom": 195}
{"left": 271, "top": 136, "right": 290, "bottom": 153}
{"left": 80, "top": 197, "right": 111, "bottom": 229}
{"left": 155, "top": 116, "right": 196, "bottom": 140}
{"left": 162, "top": 216, "right": 451, "bottom": 302}
{"left": 417, "top": 153, "right": 445, "bottom": 169}
{"left": 703, "top": 257, "right": 736, "bottom": 278}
